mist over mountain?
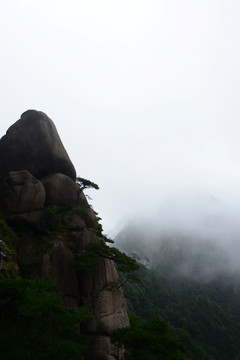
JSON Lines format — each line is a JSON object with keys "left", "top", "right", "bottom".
{"left": 115, "top": 190, "right": 240, "bottom": 282}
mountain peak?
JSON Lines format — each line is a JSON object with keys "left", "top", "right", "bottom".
{"left": 0, "top": 110, "right": 76, "bottom": 182}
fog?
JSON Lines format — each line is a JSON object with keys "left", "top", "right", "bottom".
{"left": 115, "top": 190, "right": 240, "bottom": 280}
{"left": 1, "top": 1, "right": 240, "bottom": 262}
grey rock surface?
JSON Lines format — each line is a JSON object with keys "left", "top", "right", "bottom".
{"left": 41, "top": 172, "right": 97, "bottom": 227}
{"left": 41, "top": 236, "right": 78, "bottom": 307}
{"left": 0, "top": 110, "right": 76, "bottom": 181}
{"left": 41, "top": 172, "right": 80, "bottom": 208}
{"left": 68, "top": 227, "right": 129, "bottom": 359}
{"left": 0, "top": 170, "right": 45, "bottom": 222}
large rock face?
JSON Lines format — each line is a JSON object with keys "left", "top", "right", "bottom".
{"left": 0, "top": 111, "right": 129, "bottom": 360}
{"left": 0, "top": 110, "right": 76, "bottom": 181}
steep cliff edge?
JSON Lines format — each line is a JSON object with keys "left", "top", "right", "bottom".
{"left": 0, "top": 110, "right": 129, "bottom": 360}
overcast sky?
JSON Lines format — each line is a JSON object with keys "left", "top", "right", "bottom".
{"left": 1, "top": 1, "right": 240, "bottom": 236}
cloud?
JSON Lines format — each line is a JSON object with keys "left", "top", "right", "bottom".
{"left": 0, "top": 1, "right": 240, "bottom": 241}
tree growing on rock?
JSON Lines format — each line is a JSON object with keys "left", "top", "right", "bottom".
{"left": 76, "top": 177, "right": 99, "bottom": 191}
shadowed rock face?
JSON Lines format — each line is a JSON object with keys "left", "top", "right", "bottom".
{"left": 41, "top": 172, "right": 80, "bottom": 208}
{"left": 0, "top": 110, "right": 76, "bottom": 182}
{"left": 0, "top": 170, "right": 45, "bottom": 222}
{"left": 0, "top": 111, "right": 129, "bottom": 360}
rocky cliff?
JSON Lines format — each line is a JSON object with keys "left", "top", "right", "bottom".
{"left": 0, "top": 110, "right": 129, "bottom": 360}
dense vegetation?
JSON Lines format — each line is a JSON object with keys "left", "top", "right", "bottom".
{"left": 111, "top": 313, "right": 189, "bottom": 360}
{"left": 118, "top": 261, "right": 240, "bottom": 359}
{"left": 0, "top": 209, "right": 141, "bottom": 359}
{"left": 1, "top": 192, "right": 240, "bottom": 359}
{"left": 0, "top": 215, "right": 91, "bottom": 359}
{"left": 0, "top": 278, "right": 90, "bottom": 360}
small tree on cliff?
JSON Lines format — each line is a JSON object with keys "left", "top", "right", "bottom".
{"left": 75, "top": 240, "right": 140, "bottom": 287}
{"left": 76, "top": 177, "right": 99, "bottom": 191}
{"left": 75, "top": 176, "right": 139, "bottom": 286}
{"left": 76, "top": 176, "right": 100, "bottom": 201}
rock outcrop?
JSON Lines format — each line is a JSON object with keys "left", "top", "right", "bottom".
{"left": 41, "top": 172, "right": 80, "bottom": 207}
{"left": 0, "top": 110, "right": 129, "bottom": 360}
{"left": 0, "top": 110, "right": 76, "bottom": 182}
{"left": 0, "top": 170, "right": 45, "bottom": 222}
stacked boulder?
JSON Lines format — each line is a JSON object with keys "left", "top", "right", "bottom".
{"left": 0, "top": 110, "right": 129, "bottom": 360}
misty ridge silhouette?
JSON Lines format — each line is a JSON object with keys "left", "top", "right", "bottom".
{"left": 115, "top": 190, "right": 240, "bottom": 282}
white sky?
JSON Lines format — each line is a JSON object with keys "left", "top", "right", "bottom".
{"left": 1, "top": 0, "right": 240, "bottom": 236}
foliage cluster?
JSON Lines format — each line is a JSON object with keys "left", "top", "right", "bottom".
{"left": 76, "top": 177, "right": 99, "bottom": 191}
{"left": 40, "top": 205, "right": 66, "bottom": 234}
{"left": 119, "top": 263, "right": 240, "bottom": 360}
{"left": 111, "top": 314, "right": 189, "bottom": 360}
{"left": 0, "top": 278, "right": 90, "bottom": 360}
{"left": 75, "top": 240, "right": 140, "bottom": 284}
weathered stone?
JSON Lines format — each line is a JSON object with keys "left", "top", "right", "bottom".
{"left": 87, "top": 335, "right": 125, "bottom": 360}
{"left": 81, "top": 256, "right": 129, "bottom": 331}
{"left": 62, "top": 213, "right": 86, "bottom": 231}
{"left": 68, "top": 228, "right": 129, "bottom": 359}
{"left": 41, "top": 172, "right": 80, "bottom": 208}
{"left": 41, "top": 236, "right": 78, "bottom": 307}
{"left": 0, "top": 110, "right": 76, "bottom": 182}
{"left": 41, "top": 173, "right": 97, "bottom": 227}
{"left": 0, "top": 170, "right": 45, "bottom": 222}
{"left": 68, "top": 227, "right": 97, "bottom": 252}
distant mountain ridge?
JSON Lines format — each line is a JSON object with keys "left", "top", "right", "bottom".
{"left": 115, "top": 221, "right": 240, "bottom": 359}
{"left": 115, "top": 214, "right": 240, "bottom": 282}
